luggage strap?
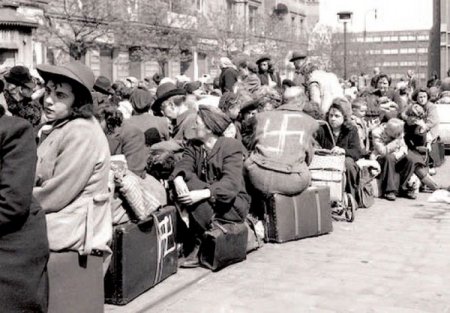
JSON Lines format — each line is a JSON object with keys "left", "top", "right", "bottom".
{"left": 152, "top": 212, "right": 163, "bottom": 285}
{"left": 152, "top": 210, "right": 176, "bottom": 285}
{"left": 315, "top": 190, "right": 322, "bottom": 233}
{"left": 292, "top": 189, "right": 322, "bottom": 236}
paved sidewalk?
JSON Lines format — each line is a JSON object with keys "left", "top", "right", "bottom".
{"left": 106, "top": 160, "right": 450, "bottom": 313}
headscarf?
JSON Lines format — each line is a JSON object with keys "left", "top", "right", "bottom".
{"left": 220, "top": 57, "right": 237, "bottom": 70}
{"left": 197, "top": 105, "right": 232, "bottom": 136}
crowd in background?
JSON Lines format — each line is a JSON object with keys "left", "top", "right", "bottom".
{"left": 0, "top": 52, "right": 448, "bottom": 312}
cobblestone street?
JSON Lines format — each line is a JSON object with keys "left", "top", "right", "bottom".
{"left": 106, "top": 159, "right": 450, "bottom": 313}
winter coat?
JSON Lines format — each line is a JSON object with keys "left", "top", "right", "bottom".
{"left": 365, "top": 88, "right": 403, "bottom": 119}
{"left": 422, "top": 102, "right": 440, "bottom": 141}
{"left": 314, "top": 122, "right": 362, "bottom": 161}
{"left": 247, "top": 103, "right": 319, "bottom": 173}
{"left": 258, "top": 71, "right": 282, "bottom": 89}
{"left": 107, "top": 121, "right": 147, "bottom": 178}
{"left": 370, "top": 123, "right": 408, "bottom": 160}
{"left": 219, "top": 67, "right": 239, "bottom": 93}
{"left": 171, "top": 137, "right": 250, "bottom": 218}
{"left": 34, "top": 117, "right": 112, "bottom": 255}
{"left": 0, "top": 115, "right": 49, "bottom": 313}
{"left": 128, "top": 113, "right": 170, "bottom": 141}
{"left": 173, "top": 109, "right": 197, "bottom": 142}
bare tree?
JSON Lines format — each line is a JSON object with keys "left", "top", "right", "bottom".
{"left": 38, "top": 0, "right": 121, "bottom": 61}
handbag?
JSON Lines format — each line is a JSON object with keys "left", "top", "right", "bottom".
{"left": 199, "top": 219, "right": 248, "bottom": 271}
{"left": 245, "top": 215, "right": 264, "bottom": 253}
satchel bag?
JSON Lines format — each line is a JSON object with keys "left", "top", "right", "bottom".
{"left": 199, "top": 219, "right": 248, "bottom": 271}
{"left": 245, "top": 215, "right": 264, "bottom": 253}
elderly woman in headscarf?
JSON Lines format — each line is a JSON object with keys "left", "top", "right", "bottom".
{"left": 170, "top": 105, "right": 250, "bottom": 268}
{"left": 218, "top": 57, "right": 239, "bottom": 94}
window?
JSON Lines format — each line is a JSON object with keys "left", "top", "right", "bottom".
{"left": 249, "top": 5, "right": 257, "bottom": 32}
{"left": 391, "top": 36, "right": 399, "bottom": 41}
{"left": 418, "top": 47, "right": 428, "bottom": 53}
{"left": 400, "top": 35, "right": 408, "bottom": 41}
{"left": 418, "top": 35, "right": 429, "bottom": 41}
{"left": 382, "top": 49, "right": 398, "bottom": 54}
{"left": 400, "top": 48, "right": 408, "bottom": 54}
{"left": 356, "top": 37, "right": 364, "bottom": 42}
{"left": 373, "top": 36, "right": 381, "bottom": 42}
{"left": 408, "top": 48, "right": 416, "bottom": 53}
{"left": 382, "top": 36, "right": 391, "bottom": 42}
{"left": 300, "top": 18, "right": 304, "bottom": 34}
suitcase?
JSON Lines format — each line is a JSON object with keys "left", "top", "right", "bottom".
{"left": 200, "top": 220, "right": 248, "bottom": 271}
{"left": 48, "top": 251, "right": 104, "bottom": 313}
{"left": 105, "top": 206, "right": 178, "bottom": 305}
{"left": 264, "top": 186, "right": 333, "bottom": 243}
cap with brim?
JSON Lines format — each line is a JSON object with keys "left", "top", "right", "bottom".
{"left": 151, "top": 88, "right": 186, "bottom": 114}
{"left": 4, "top": 67, "right": 35, "bottom": 89}
{"left": 94, "top": 84, "right": 114, "bottom": 95}
{"left": 4, "top": 75, "right": 34, "bottom": 90}
{"left": 256, "top": 55, "right": 271, "bottom": 64}
{"left": 290, "top": 52, "right": 307, "bottom": 62}
{"left": 240, "top": 99, "right": 259, "bottom": 113}
{"left": 36, "top": 62, "right": 94, "bottom": 103}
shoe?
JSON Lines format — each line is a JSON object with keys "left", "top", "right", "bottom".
{"left": 405, "top": 190, "right": 417, "bottom": 199}
{"left": 384, "top": 192, "right": 396, "bottom": 201}
{"left": 180, "top": 240, "right": 200, "bottom": 269}
{"left": 429, "top": 168, "right": 436, "bottom": 176}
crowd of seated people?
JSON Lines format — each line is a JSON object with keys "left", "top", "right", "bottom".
{"left": 0, "top": 54, "right": 449, "bottom": 310}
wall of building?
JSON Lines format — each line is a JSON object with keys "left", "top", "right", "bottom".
{"left": 338, "top": 30, "right": 430, "bottom": 84}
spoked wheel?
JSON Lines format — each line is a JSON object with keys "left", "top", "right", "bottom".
{"left": 344, "top": 193, "right": 357, "bottom": 223}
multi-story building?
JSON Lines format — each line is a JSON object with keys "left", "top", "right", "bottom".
{"left": 0, "top": 0, "right": 319, "bottom": 81}
{"left": 334, "top": 30, "right": 430, "bottom": 85}
{"left": 0, "top": 1, "right": 46, "bottom": 69}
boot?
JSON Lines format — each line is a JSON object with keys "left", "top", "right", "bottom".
{"left": 180, "top": 238, "right": 201, "bottom": 268}
{"left": 421, "top": 174, "right": 441, "bottom": 191}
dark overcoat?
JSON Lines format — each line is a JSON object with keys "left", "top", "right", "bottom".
{"left": 315, "top": 122, "right": 362, "bottom": 161}
{"left": 0, "top": 114, "right": 49, "bottom": 313}
{"left": 171, "top": 137, "right": 250, "bottom": 223}
{"left": 107, "top": 121, "right": 147, "bottom": 178}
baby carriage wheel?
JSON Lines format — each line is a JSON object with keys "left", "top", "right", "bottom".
{"left": 344, "top": 193, "right": 356, "bottom": 223}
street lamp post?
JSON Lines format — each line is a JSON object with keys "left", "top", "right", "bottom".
{"left": 337, "top": 11, "right": 353, "bottom": 80}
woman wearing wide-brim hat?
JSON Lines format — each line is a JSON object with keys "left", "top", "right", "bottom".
{"left": 0, "top": 105, "right": 49, "bottom": 312}
{"left": 34, "top": 62, "right": 112, "bottom": 262}
{"left": 256, "top": 55, "right": 281, "bottom": 89}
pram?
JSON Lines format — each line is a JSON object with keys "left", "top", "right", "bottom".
{"left": 309, "top": 122, "right": 357, "bottom": 222}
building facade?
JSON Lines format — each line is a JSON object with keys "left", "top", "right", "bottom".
{"left": 0, "top": 1, "right": 46, "bottom": 69}
{"left": 41, "top": 0, "right": 318, "bottom": 82}
{"left": 336, "top": 30, "right": 430, "bottom": 85}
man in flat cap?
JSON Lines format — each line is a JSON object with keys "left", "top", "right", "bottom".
{"left": 290, "top": 51, "right": 307, "bottom": 90}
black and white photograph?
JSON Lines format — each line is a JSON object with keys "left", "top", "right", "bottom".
{"left": 0, "top": 0, "right": 448, "bottom": 312}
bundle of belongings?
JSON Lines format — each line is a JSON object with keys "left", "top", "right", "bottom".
{"left": 109, "top": 155, "right": 167, "bottom": 224}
